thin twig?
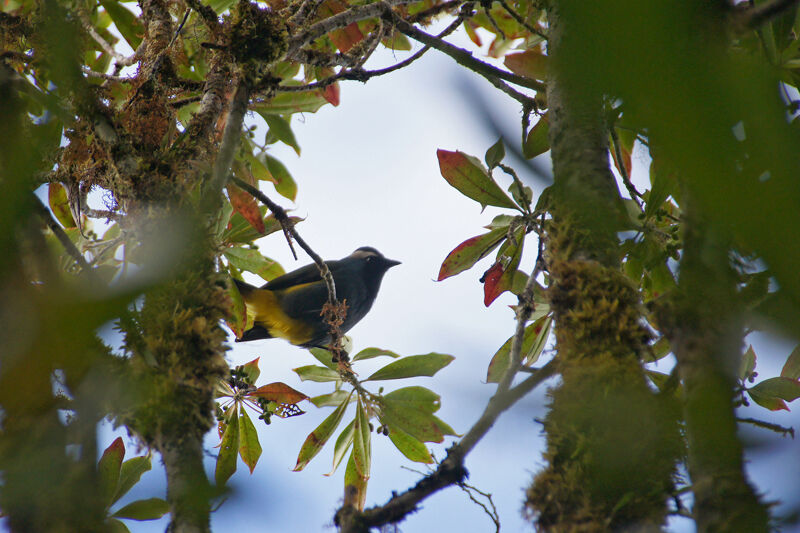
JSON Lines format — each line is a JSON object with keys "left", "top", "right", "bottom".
{"left": 184, "top": 0, "right": 220, "bottom": 30}
{"left": 286, "top": 0, "right": 417, "bottom": 57}
{"left": 81, "top": 68, "right": 133, "bottom": 83}
{"left": 277, "top": 9, "right": 468, "bottom": 92}
{"left": 731, "top": 0, "right": 800, "bottom": 32}
{"left": 79, "top": 12, "right": 134, "bottom": 66}
{"left": 496, "top": 0, "right": 547, "bottom": 39}
{"left": 391, "top": 14, "right": 545, "bottom": 92}
{"left": 456, "top": 481, "right": 500, "bottom": 533}
{"left": 229, "top": 176, "right": 346, "bottom": 359}
{"left": 609, "top": 126, "right": 643, "bottom": 209}
{"left": 737, "top": 417, "right": 795, "bottom": 438}
{"left": 32, "top": 195, "right": 92, "bottom": 272}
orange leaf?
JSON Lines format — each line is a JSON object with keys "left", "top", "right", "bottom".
{"left": 320, "top": 0, "right": 364, "bottom": 53}
{"left": 504, "top": 51, "right": 548, "bottom": 81}
{"left": 248, "top": 382, "right": 309, "bottom": 405}
{"left": 227, "top": 183, "right": 265, "bottom": 234}
{"left": 322, "top": 83, "right": 340, "bottom": 106}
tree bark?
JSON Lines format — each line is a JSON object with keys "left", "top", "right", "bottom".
{"left": 524, "top": 3, "right": 680, "bottom": 530}
{"left": 655, "top": 202, "right": 770, "bottom": 532}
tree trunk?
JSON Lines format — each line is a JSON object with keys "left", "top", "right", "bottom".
{"left": 524, "top": 3, "right": 680, "bottom": 530}
{"left": 655, "top": 201, "right": 770, "bottom": 532}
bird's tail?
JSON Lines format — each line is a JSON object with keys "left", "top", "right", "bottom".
{"left": 233, "top": 278, "right": 258, "bottom": 297}
{"left": 231, "top": 278, "right": 273, "bottom": 342}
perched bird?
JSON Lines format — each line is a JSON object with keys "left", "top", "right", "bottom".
{"left": 233, "top": 246, "right": 400, "bottom": 348}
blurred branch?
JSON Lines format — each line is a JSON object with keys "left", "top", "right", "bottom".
{"left": 336, "top": 348, "right": 557, "bottom": 531}
{"left": 32, "top": 195, "right": 92, "bottom": 272}
{"left": 731, "top": 0, "right": 800, "bottom": 31}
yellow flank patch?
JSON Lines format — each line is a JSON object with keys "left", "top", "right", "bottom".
{"left": 243, "top": 288, "right": 314, "bottom": 345}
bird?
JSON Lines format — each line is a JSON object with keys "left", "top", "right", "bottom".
{"left": 232, "top": 246, "right": 400, "bottom": 348}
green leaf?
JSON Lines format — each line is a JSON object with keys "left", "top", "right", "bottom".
{"left": 780, "top": 344, "right": 800, "bottom": 380}
{"left": 326, "top": 420, "right": 355, "bottom": 476}
{"left": 224, "top": 247, "right": 285, "bottom": 281}
{"left": 215, "top": 405, "right": 239, "bottom": 486}
{"left": 352, "top": 398, "right": 371, "bottom": 478}
{"left": 241, "top": 357, "right": 261, "bottom": 385}
{"left": 237, "top": 408, "right": 262, "bottom": 474}
{"left": 486, "top": 314, "right": 552, "bottom": 383}
{"left": 379, "top": 399, "right": 444, "bottom": 443}
{"left": 294, "top": 393, "right": 350, "bottom": 471}
{"left": 484, "top": 214, "right": 517, "bottom": 229}
{"left": 309, "top": 348, "right": 338, "bottom": 370}
{"left": 383, "top": 386, "right": 441, "bottom": 414}
{"left": 263, "top": 154, "right": 297, "bottom": 202}
{"left": 523, "top": 114, "right": 550, "bottom": 159}
{"left": 747, "top": 389, "right": 788, "bottom": 411}
{"left": 99, "top": 0, "right": 143, "bottom": 49}
{"left": 436, "top": 149, "right": 517, "bottom": 209}
{"left": 107, "top": 518, "right": 131, "bottom": 533}
{"left": 437, "top": 228, "right": 508, "bottom": 281}
{"left": 351, "top": 347, "right": 402, "bottom": 362}
{"left": 293, "top": 365, "right": 341, "bottom": 383}
{"left": 208, "top": 0, "right": 237, "bottom": 13}
{"left": 252, "top": 85, "right": 330, "bottom": 115}
{"left": 343, "top": 449, "right": 367, "bottom": 510}
{"left": 364, "top": 353, "right": 455, "bottom": 381}
{"left": 262, "top": 114, "right": 301, "bottom": 155}
{"left": 111, "top": 498, "right": 169, "bottom": 521}
{"left": 311, "top": 390, "right": 352, "bottom": 408}
{"left": 112, "top": 456, "right": 152, "bottom": 504}
{"left": 48, "top": 183, "right": 76, "bottom": 228}
{"left": 98, "top": 437, "right": 125, "bottom": 508}
{"left": 749, "top": 377, "right": 800, "bottom": 407}
{"left": 643, "top": 337, "right": 672, "bottom": 364}
{"left": 381, "top": 29, "right": 412, "bottom": 50}
{"left": 485, "top": 138, "right": 505, "bottom": 168}
{"left": 740, "top": 345, "right": 757, "bottom": 381}
{"left": 387, "top": 425, "right": 433, "bottom": 464}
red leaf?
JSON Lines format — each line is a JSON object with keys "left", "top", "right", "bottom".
{"left": 482, "top": 262, "right": 504, "bottom": 306}
{"left": 436, "top": 149, "right": 517, "bottom": 209}
{"left": 504, "top": 51, "right": 548, "bottom": 81}
{"left": 321, "top": 83, "right": 340, "bottom": 106}
{"left": 227, "top": 184, "right": 265, "bottom": 234}
{"left": 320, "top": 0, "right": 364, "bottom": 53}
{"left": 248, "top": 382, "right": 309, "bottom": 405}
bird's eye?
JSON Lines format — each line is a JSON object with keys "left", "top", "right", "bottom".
{"left": 366, "top": 256, "right": 373, "bottom": 262}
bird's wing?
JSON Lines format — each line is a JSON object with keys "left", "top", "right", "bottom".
{"left": 278, "top": 279, "right": 330, "bottom": 319}
{"left": 261, "top": 259, "right": 340, "bottom": 290}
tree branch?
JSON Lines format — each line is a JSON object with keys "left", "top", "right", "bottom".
{"left": 391, "top": 15, "right": 545, "bottom": 93}
{"left": 287, "top": 0, "right": 417, "bottom": 57}
{"left": 208, "top": 81, "right": 248, "bottom": 198}
{"left": 277, "top": 7, "right": 469, "bottom": 92}
{"left": 32, "top": 195, "right": 92, "bottom": 273}
{"left": 731, "top": 0, "right": 800, "bottom": 31}
{"left": 336, "top": 358, "right": 557, "bottom": 532}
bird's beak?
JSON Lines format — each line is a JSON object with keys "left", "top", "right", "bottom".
{"left": 384, "top": 258, "right": 401, "bottom": 268}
